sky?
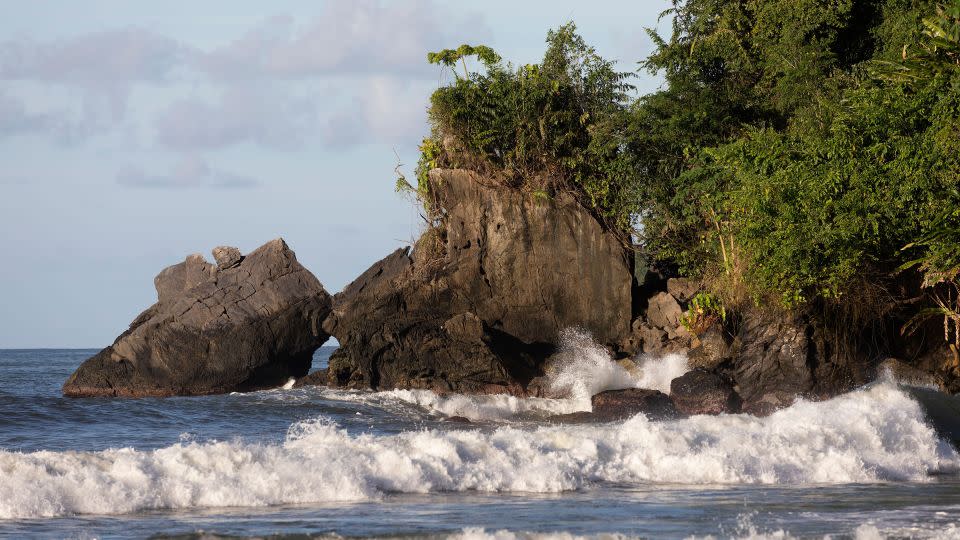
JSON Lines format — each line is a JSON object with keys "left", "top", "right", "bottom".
{"left": 0, "top": 0, "right": 670, "bottom": 348}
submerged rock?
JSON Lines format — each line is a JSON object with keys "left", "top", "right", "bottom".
{"left": 670, "top": 369, "right": 740, "bottom": 415}
{"left": 63, "top": 239, "right": 331, "bottom": 397}
{"left": 585, "top": 388, "right": 680, "bottom": 421}
{"left": 324, "top": 168, "right": 633, "bottom": 394}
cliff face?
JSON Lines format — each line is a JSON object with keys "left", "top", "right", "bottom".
{"left": 321, "top": 168, "right": 634, "bottom": 393}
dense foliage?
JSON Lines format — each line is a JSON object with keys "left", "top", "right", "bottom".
{"left": 414, "top": 2, "right": 960, "bottom": 333}
{"left": 413, "top": 24, "right": 638, "bottom": 232}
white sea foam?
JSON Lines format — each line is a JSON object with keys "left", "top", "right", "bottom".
{"left": 370, "top": 389, "right": 587, "bottom": 419}
{"left": 1, "top": 382, "right": 956, "bottom": 520}
{"left": 451, "top": 529, "right": 637, "bottom": 540}
{"left": 311, "top": 329, "right": 688, "bottom": 422}
{"left": 314, "top": 385, "right": 588, "bottom": 420}
{"left": 547, "top": 328, "right": 689, "bottom": 400}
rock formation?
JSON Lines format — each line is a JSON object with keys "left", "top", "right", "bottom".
{"left": 670, "top": 369, "right": 740, "bottom": 415}
{"left": 319, "top": 168, "right": 634, "bottom": 394}
{"left": 63, "top": 239, "right": 331, "bottom": 397}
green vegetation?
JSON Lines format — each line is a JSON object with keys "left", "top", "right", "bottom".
{"left": 414, "top": 1, "right": 960, "bottom": 347}
{"left": 417, "top": 25, "right": 638, "bottom": 232}
{"left": 680, "top": 292, "right": 728, "bottom": 334}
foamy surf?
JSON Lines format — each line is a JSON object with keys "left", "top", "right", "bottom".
{"left": 1, "top": 382, "right": 956, "bottom": 520}
{"left": 308, "top": 331, "right": 690, "bottom": 422}
{"left": 547, "top": 328, "right": 689, "bottom": 400}
{"left": 449, "top": 522, "right": 960, "bottom": 540}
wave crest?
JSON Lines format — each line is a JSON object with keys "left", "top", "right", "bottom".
{"left": 1, "top": 383, "right": 956, "bottom": 519}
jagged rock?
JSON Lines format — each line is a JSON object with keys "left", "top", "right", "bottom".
{"left": 212, "top": 246, "right": 242, "bottom": 269}
{"left": 617, "top": 358, "right": 640, "bottom": 378}
{"left": 667, "top": 278, "right": 699, "bottom": 302}
{"left": 63, "top": 239, "right": 331, "bottom": 397}
{"left": 548, "top": 388, "right": 680, "bottom": 423}
{"left": 436, "top": 168, "right": 632, "bottom": 344}
{"left": 154, "top": 254, "right": 214, "bottom": 303}
{"left": 731, "top": 312, "right": 815, "bottom": 408}
{"left": 639, "top": 324, "right": 668, "bottom": 354}
{"left": 444, "top": 312, "right": 484, "bottom": 343}
{"left": 687, "top": 327, "right": 731, "bottom": 370}
{"left": 589, "top": 388, "right": 680, "bottom": 421}
{"left": 647, "top": 292, "right": 683, "bottom": 329}
{"left": 670, "top": 369, "right": 740, "bottom": 415}
{"left": 324, "top": 168, "right": 633, "bottom": 393}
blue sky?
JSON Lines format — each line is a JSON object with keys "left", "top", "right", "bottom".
{"left": 0, "top": 0, "right": 670, "bottom": 347}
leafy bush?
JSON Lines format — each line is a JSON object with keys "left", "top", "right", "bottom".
{"left": 408, "top": 1, "right": 960, "bottom": 334}
{"left": 420, "top": 24, "right": 638, "bottom": 233}
{"left": 680, "top": 292, "right": 727, "bottom": 334}
{"left": 633, "top": 0, "right": 960, "bottom": 311}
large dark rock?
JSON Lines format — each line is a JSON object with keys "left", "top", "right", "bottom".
{"left": 323, "top": 168, "right": 633, "bottom": 393}
{"left": 63, "top": 239, "right": 331, "bottom": 397}
{"left": 588, "top": 388, "right": 680, "bottom": 421}
{"left": 730, "top": 312, "right": 815, "bottom": 409}
{"left": 670, "top": 368, "right": 740, "bottom": 415}
{"left": 727, "top": 310, "right": 869, "bottom": 412}
{"left": 687, "top": 326, "right": 732, "bottom": 370}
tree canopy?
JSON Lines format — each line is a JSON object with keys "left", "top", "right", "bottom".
{"left": 414, "top": 1, "right": 960, "bottom": 336}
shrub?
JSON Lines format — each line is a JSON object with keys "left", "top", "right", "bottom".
{"left": 420, "top": 24, "right": 639, "bottom": 234}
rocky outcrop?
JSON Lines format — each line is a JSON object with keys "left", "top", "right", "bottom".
{"left": 722, "top": 310, "right": 880, "bottom": 412}
{"left": 548, "top": 389, "right": 679, "bottom": 423}
{"left": 730, "top": 312, "right": 815, "bottom": 408}
{"left": 319, "top": 168, "right": 633, "bottom": 394}
{"left": 63, "top": 239, "right": 331, "bottom": 397}
{"left": 589, "top": 388, "right": 679, "bottom": 421}
{"left": 670, "top": 369, "right": 740, "bottom": 415}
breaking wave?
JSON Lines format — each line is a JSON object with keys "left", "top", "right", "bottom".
{"left": 312, "top": 329, "right": 689, "bottom": 422}
{"left": 1, "top": 382, "right": 956, "bottom": 519}
{"left": 547, "top": 328, "right": 689, "bottom": 400}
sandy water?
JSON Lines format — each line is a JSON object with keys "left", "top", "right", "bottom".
{"left": 1, "top": 347, "right": 960, "bottom": 539}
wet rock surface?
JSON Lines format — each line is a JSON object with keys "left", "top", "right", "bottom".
{"left": 670, "top": 369, "right": 740, "bottom": 415}
{"left": 323, "top": 168, "right": 633, "bottom": 394}
{"left": 574, "top": 388, "right": 680, "bottom": 422}
{"left": 63, "top": 239, "right": 331, "bottom": 397}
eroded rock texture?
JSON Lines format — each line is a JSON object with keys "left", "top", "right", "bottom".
{"left": 63, "top": 239, "right": 331, "bottom": 397}
{"left": 321, "top": 168, "right": 634, "bottom": 393}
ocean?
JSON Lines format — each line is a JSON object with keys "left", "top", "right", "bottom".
{"left": 1, "top": 347, "right": 960, "bottom": 539}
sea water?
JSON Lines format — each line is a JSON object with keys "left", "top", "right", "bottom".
{"left": 1, "top": 343, "right": 960, "bottom": 539}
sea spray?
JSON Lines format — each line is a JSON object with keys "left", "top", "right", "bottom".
{"left": 1, "top": 382, "right": 956, "bottom": 520}
{"left": 547, "top": 328, "right": 689, "bottom": 400}
{"left": 315, "top": 329, "right": 690, "bottom": 422}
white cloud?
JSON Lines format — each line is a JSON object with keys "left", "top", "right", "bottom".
{"left": 155, "top": 88, "right": 319, "bottom": 150}
{"left": 0, "top": 1, "right": 490, "bottom": 151}
{"left": 322, "top": 76, "right": 429, "bottom": 147}
{"left": 199, "top": 1, "right": 488, "bottom": 81}
{"left": 0, "top": 28, "right": 188, "bottom": 84}
{"left": 0, "top": 92, "right": 49, "bottom": 136}
{"left": 117, "top": 155, "right": 257, "bottom": 189}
